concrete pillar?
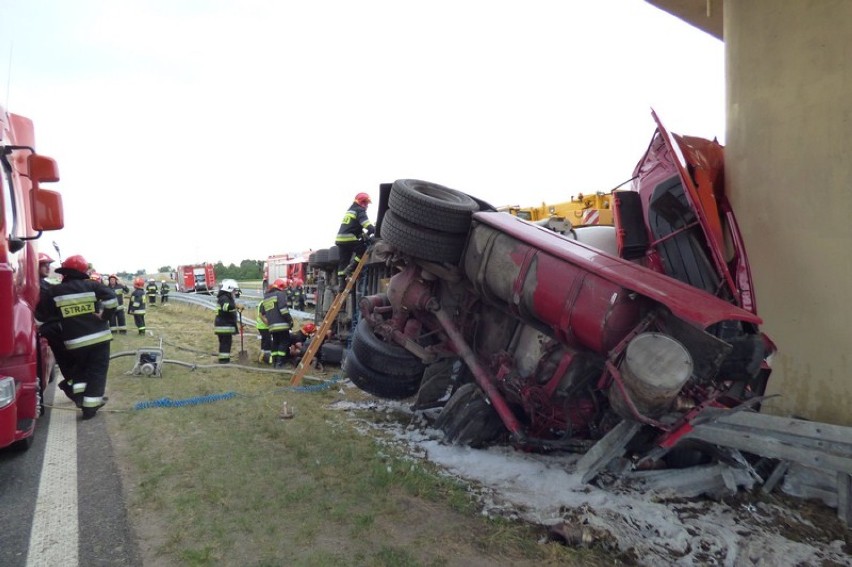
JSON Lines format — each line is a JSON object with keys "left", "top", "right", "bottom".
{"left": 726, "top": 0, "right": 852, "bottom": 424}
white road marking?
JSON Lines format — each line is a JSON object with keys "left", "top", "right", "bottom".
{"left": 26, "top": 380, "right": 78, "bottom": 567}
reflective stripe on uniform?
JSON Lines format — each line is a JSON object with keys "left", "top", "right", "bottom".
{"left": 82, "top": 396, "right": 104, "bottom": 408}
{"left": 214, "top": 326, "right": 237, "bottom": 334}
{"left": 65, "top": 329, "right": 112, "bottom": 350}
{"left": 53, "top": 291, "right": 97, "bottom": 318}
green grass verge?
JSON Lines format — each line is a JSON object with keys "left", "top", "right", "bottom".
{"left": 104, "top": 302, "right": 611, "bottom": 566}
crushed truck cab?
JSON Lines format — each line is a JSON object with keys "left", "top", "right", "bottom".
{"left": 0, "top": 106, "right": 64, "bottom": 451}
{"left": 345, "top": 116, "right": 773, "bottom": 460}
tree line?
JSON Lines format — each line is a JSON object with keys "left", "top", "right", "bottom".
{"left": 150, "top": 260, "right": 264, "bottom": 281}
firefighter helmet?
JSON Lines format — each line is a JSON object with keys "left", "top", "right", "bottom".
{"left": 108, "top": 274, "right": 118, "bottom": 281}
{"left": 38, "top": 252, "right": 55, "bottom": 265}
{"left": 293, "top": 277, "right": 304, "bottom": 287}
{"left": 133, "top": 277, "right": 145, "bottom": 288}
{"left": 301, "top": 322, "right": 316, "bottom": 335}
{"left": 355, "top": 192, "right": 371, "bottom": 206}
{"left": 56, "top": 254, "right": 89, "bottom": 275}
{"left": 220, "top": 279, "right": 240, "bottom": 293}
{"left": 272, "top": 278, "right": 287, "bottom": 290}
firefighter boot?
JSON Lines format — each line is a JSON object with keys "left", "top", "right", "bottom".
{"left": 343, "top": 256, "right": 359, "bottom": 279}
{"left": 82, "top": 401, "right": 107, "bottom": 420}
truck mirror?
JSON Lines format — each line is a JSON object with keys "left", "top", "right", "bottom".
{"left": 31, "top": 188, "right": 64, "bottom": 231}
{"left": 27, "top": 154, "right": 59, "bottom": 190}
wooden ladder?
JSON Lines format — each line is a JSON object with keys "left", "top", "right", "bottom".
{"left": 290, "top": 252, "right": 369, "bottom": 386}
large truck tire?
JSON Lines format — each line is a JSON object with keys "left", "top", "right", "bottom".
{"left": 314, "top": 248, "right": 329, "bottom": 265}
{"left": 352, "top": 319, "right": 425, "bottom": 376}
{"left": 389, "top": 179, "right": 479, "bottom": 233}
{"left": 381, "top": 210, "right": 467, "bottom": 264}
{"left": 343, "top": 349, "right": 422, "bottom": 400}
{"left": 434, "top": 383, "right": 506, "bottom": 448}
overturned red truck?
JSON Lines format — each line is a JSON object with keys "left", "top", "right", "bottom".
{"left": 345, "top": 113, "right": 773, "bottom": 460}
{"left": 0, "top": 106, "right": 64, "bottom": 450}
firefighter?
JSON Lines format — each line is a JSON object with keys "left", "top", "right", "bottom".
{"left": 107, "top": 274, "right": 130, "bottom": 334}
{"left": 214, "top": 279, "right": 241, "bottom": 364}
{"left": 35, "top": 254, "right": 117, "bottom": 419}
{"left": 335, "top": 192, "right": 375, "bottom": 284}
{"left": 160, "top": 280, "right": 170, "bottom": 303}
{"left": 256, "top": 284, "right": 273, "bottom": 365}
{"left": 146, "top": 278, "right": 159, "bottom": 305}
{"left": 291, "top": 277, "right": 306, "bottom": 311}
{"left": 38, "top": 252, "right": 55, "bottom": 294}
{"left": 288, "top": 321, "right": 320, "bottom": 369}
{"left": 128, "top": 277, "right": 148, "bottom": 335}
{"left": 37, "top": 252, "right": 74, "bottom": 379}
{"left": 259, "top": 278, "right": 293, "bottom": 368}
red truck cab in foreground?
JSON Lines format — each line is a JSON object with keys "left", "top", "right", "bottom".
{"left": 0, "top": 106, "right": 64, "bottom": 450}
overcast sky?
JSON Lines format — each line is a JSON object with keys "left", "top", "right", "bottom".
{"left": 1, "top": 0, "right": 724, "bottom": 275}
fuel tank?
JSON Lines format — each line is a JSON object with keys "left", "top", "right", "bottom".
{"left": 462, "top": 220, "right": 648, "bottom": 354}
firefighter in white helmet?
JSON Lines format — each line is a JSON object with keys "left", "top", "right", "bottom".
{"left": 214, "top": 279, "right": 241, "bottom": 363}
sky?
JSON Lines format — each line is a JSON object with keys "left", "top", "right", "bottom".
{"left": 0, "top": 0, "right": 725, "bottom": 275}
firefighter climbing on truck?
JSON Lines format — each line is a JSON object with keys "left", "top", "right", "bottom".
{"left": 335, "top": 192, "right": 375, "bottom": 284}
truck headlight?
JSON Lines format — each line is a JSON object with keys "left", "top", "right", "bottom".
{"left": 0, "top": 376, "right": 15, "bottom": 408}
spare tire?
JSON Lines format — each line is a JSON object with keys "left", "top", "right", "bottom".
{"left": 389, "top": 179, "right": 479, "bottom": 233}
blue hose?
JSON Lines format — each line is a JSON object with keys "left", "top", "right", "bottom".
{"left": 133, "top": 376, "right": 343, "bottom": 410}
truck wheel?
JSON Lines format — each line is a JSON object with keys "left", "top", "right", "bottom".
{"left": 352, "top": 319, "right": 425, "bottom": 376}
{"left": 434, "top": 383, "right": 506, "bottom": 448}
{"left": 381, "top": 210, "right": 467, "bottom": 264}
{"left": 343, "top": 350, "right": 423, "bottom": 400}
{"left": 327, "top": 246, "right": 341, "bottom": 266}
{"left": 389, "top": 179, "right": 479, "bottom": 233}
{"left": 314, "top": 248, "right": 329, "bottom": 265}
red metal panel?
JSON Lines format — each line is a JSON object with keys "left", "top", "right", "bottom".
{"left": 472, "top": 212, "right": 761, "bottom": 330}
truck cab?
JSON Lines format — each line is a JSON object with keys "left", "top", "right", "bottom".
{"left": 0, "top": 107, "right": 64, "bottom": 450}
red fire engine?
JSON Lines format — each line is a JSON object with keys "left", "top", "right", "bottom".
{"left": 0, "top": 106, "right": 65, "bottom": 450}
{"left": 175, "top": 263, "right": 216, "bottom": 293}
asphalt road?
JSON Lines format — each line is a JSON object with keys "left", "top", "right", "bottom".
{"left": 0, "top": 381, "right": 141, "bottom": 567}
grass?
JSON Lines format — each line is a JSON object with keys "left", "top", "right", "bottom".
{"left": 103, "top": 301, "right": 612, "bottom": 566}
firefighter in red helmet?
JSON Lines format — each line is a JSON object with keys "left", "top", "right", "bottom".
{"left": 107, "top": 274, "right": 130, "bottom": 334}
{"left": 35, "top": 254, "right": 117, "bottom": 419}
{"left": 259, "top": 278, "right": 294, "bottom": 368}
{"left": 127, "top": 277, "right": 148, "bottom": 335}
{"left": 335, "top": 192, "right": 375, "bottom": 285}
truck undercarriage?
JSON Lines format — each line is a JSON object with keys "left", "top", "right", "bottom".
{"left": 344, "top": 115, "right": 775, "bottom": 463}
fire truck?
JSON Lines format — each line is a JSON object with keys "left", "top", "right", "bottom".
{"left": 0, "top": 106, "right": 64, "bottom": 450}
{"left": 175, "top": 263, "right": 216, "bottom": 293}
{"left": 263, "top": 252, "right": 316, "bottom": 307}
